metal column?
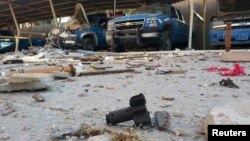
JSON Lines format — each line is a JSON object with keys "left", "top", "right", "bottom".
{"left": 9, "top": 2, "right": 20, "bottom": 52}
{"left": 49, "top": 0, "right": 58, "bottom": 27}
{"left": 203, "top": 0, "right": 207, "bottom": 50}
{"left": 113, "top": 0, "right": 116, "bottom": 17}
{"left": 188, "top": 0, "right": 194, "bottom": 50}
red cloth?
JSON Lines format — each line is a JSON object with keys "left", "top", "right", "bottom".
{"left": 207, "top": 63, "right": 247, "bottom": 76}
{"left": 221, "top": 63, "right": 247, "bottom": 76}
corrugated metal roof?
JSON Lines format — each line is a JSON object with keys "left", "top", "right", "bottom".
{"left": 0, "top": 0, "right": 185, "bottom": 27}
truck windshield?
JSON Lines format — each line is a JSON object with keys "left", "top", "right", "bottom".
{"left": 131, "top": 5, "right": 170, "bottom": 15}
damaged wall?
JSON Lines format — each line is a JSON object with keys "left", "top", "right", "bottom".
{"left": 174, "top": 0, "right": 218, "bottom": 50}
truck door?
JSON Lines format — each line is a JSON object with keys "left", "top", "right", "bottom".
{"left": 96, "top": 18, "right": 108, "bottom": 46}
{"left": 176, "top": 9, "right": 189, "bottom": 43}
{"left": 170, "top": 7, "right": 182, "bottom": 42}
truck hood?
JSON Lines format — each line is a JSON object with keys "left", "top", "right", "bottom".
{"left": 113, "top": 14, "right": 163, "bottom": 23}
{"left": 219, "top": 0, "right": 250, "bottom": 15}
{"left": 218, "top": 12, "right": 250, "bottom": 22}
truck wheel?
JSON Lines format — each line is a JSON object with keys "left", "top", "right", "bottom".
{"left": 83, "top": 38, "right": 95, "bottom": 51}
{"left": 111, "top": 45, "right": 125, "bottom": 52}
{"left": 160, "top": 31, "right": 172, "bottom": 51}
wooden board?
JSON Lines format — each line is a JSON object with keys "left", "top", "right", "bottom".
{"left": 221, "top": 52, "right": 250, "bottom": 62}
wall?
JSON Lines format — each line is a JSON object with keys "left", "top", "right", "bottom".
{"left": 173, "top": 0, "right": 218, "bottom": 50}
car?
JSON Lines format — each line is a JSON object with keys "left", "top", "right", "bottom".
{"left": 209, "top": 0, "right": 250, "bottom": 47}
{"left": 59, "top": 4, "right": 110, "bottom": 51}
{"left": 106, "top": 3, "right": 189, "bottom": 52}
{"left": 0, "top": 30, "right": 45, "bottom": 53}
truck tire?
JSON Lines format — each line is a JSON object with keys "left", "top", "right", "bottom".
{"left": 111, "top": 45, "right": 125, "bottom": 52}
{"left": 83, "top": 38, "right": 95, "bottom": 51}
{"left": 160, "top": 31, "right": 172, "bottom": 51}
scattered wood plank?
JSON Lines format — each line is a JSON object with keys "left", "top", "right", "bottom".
{"left": 78, "top": 69, "right": 135, "bottom": 76}
{"left": 114, "top": 55, "right": 154, "bottom": 60}
{"left": 221, "top": 52, "right": 250, "bottom": 62}
{"left": 23, "top": 64, "right": 76, "bottom": 76}
{"left": 89, "top": 65, "right": 113, "bottom": 70}
{"left": 73, "top": 56, "right": 103, "bottom": 62}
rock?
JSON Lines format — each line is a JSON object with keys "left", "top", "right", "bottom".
{"left": 53, "top": 72, "right": 70, "bottom": 80}
{"left": 175, "top": 130, "right": 183, "bottom": 136}
{"left": 160, "top": 104, "right": 172, "bottom": 108}
{"left": 0, "top": 132, "right": 10, "bottom": 140}
{"left": 155, "top": 111, "right": 170, "bottom": 131}
{"left": 32, "top": 94, "right": 45, "bottom": 102}
{"left": 203, "top": 100, "right": 250, "bottom": 137}
{"left": 232, "top": 93, "right": 239, "bottom": 97}
{"left": 0, "top": 73, "right": 52, "bottom": 92}
{"left": 78, "top": 93, "right": 87, "bottom": 97}
{"left": 173, "top": 111, "right": 184, "bottom": 117}
{"left": 117, "top": 97, "right": 121, "bottom": 102}
{"left": 213, "top": 94, "right": 219, "bottom": 97}
{"left": 1, "top": 103, "right": 16, "bottom": 116}
{"left": 161, "top": 96, "right": 175, "bottom": 101}
{"left": 87, "top": 133, "right": 112, "bottom": 141}
{"left": 66, "top": 136, "right": 78, "bottom": 141}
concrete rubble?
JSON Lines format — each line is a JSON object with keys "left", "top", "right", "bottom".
{"left": 0, "top": 49, "right": 250, "bottom": 141}
{"left": 0, "top": 73, "right": 53, "bottom": 92}
{"left": 203, "top": 100, "right": 250, "bottom": 137}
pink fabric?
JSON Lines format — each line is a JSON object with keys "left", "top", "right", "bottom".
{"left": 207, "top": 63, "right": 247, "bottom": 76}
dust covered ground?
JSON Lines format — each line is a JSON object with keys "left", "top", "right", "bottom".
{"left": 0, "top": 50, "right": 250, "bottom": 141}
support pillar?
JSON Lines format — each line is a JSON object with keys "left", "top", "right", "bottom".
{"left": 225, "top": 22, "right": 232, "bottom": 52}
{"left": 49, "top": 0, "right": 58, "bottom": 27}
{"left": 203, "top": 0, "right": 207, "bottom": 50}
{"left": 188, "top": 0, "right": 194, "bottom": 50}
{"left": 9, "top": 2, "right": 20, "bottom": 52}
{"left": 113, "top": 0, "right": 116, "bottom": 17}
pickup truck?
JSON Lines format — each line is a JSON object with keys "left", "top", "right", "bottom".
{"left": 59, "top": 4, "right": 109, "bottom": 51}
{"left": 209, "top": 0, "right": 250, "bottom": 47}
{"left": 0, "top": 30, "right": 45, "bottom": 53}
{"left": 106, "top": 4, "right": 189, "bottom": 52}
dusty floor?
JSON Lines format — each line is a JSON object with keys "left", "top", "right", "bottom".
{"left": 0, "top": 50, "right": 250, "bottom": 141}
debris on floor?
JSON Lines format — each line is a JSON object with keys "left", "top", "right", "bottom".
{"left": 78, "top": 69, "right": 135, "bottom": 76}
{"left": 32, "top": 94, "right": 45, "bottom": 102}
{"left": 22, "top": 64, "right": 76, "bottom": 76}
{"left": 50, "top": 124, "right": 142, "bottom": 141}
{"left": 1, "top": 102, "right": 16, "bottom": 116}
{"left": 154, "top": 111, "right": 170, "bottom": 131}
{"left": 1, "top": 49, "right": 250, "bottom": 141}
{"left": 155, "top": 69, "right": 187, "bottom": 75}
{"left": 219, "top": 78, "right": 239, "bottom": 89}
{"left": 161, "top": 96, "right": 175, "bottom": 101}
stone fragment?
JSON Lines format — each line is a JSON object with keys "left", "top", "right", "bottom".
{"left": 203, "top": 100, "right": 250, "bottom": 137}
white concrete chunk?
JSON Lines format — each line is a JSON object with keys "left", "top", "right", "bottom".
{"left": 203, "top": 100, "right": 250, "bottom": 137}
{"left": 0, "top": 73, "right": 53, "bottom": 92}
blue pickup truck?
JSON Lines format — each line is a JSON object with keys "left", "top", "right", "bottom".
{"left": 106, "top": 4, "right": 189, "bottom": 52}
{"left": 209, "top": 0, "right": 250, "bottom": 47}
{"left": 0, "top": 30, "right": 45, "bottom": 53}
{"left": 59, "top": 4, "right": 109, "bottom": 51}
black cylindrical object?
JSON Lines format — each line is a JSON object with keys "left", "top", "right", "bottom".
{"left": 106, "top": 93, "right": 151, "bottom": 127}
{"left": 106, "top": 107, "right": 133, "bottom": 125}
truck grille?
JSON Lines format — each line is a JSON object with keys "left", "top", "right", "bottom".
{"left": 115, "top": 19, "right": 144, "bottom": 30}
